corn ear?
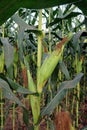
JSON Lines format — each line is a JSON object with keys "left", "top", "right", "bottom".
{"left": 38, "top": 33, "right": 73, "bottom": 93}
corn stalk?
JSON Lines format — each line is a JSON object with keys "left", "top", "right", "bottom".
{"left": 13, "top": 91, "right": 16, "bottom": 130}
{"left": 75, "top": 54, "right": 83, "bottom": 127}
{"left": 0, "top": 24, "right": 5, "bottom": 130}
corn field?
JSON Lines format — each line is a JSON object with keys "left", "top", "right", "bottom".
{"left": 0, "top": 1, "right": 87, "bottom": 130}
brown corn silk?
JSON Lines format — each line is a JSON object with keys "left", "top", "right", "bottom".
{"left": 55, "top": 111, "right": 72, "bottom": 130}
{"left": 55, "top": 37, "right": 68, "bottom": 50}
{"left": 22, "top": 66, "right": 28, "bottom": 88}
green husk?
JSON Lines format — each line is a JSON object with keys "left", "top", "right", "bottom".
{"left": 37, "top": 33, "right": 73, "bottom": 93}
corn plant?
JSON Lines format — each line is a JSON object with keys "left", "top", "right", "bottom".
{"left": 0, "top": 2, "right": 86, "bottom": 130}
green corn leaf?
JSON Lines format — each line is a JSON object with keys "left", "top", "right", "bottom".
{"left": 12, "top": 14, "right": 43, "bottom": 36}
{"left": 41, "top": 73, "right": 83, "bottom": 116}
{"left": 23, "top": 107, "right": 29, "bottom": 126}
{"left": 38, "top": 33, "right": 73, "bottom": 93}
{"left": 24, "top": 57, "right": 36, "bottom": 92}
{"left": 7, "top": 77, "right": 37, "bottom": 95}
{"left": 12, "top": 14, "right": 36, "bottom": 30}
{"left": 7, "top": 64, "right": 14, "bottom": 79}
{"left": 59, "top": 61, "right": 70, "bottom": 80}
{"left": 72, "top": 31, "right": 87, "bottom": 50}
{"left": 1, "top": 38, "right": 14, "bottom": 68}
{"left": 12, "top": 14, "right": 43, "bottom": 62}
{"left": 0, "top": 0, "right": 79, "bottom": 25}
{"left": 49, "top": 12, "right": 81, "bottom": 26}
{"left": 0, "top": 78, "right": 24, "bottom": 107}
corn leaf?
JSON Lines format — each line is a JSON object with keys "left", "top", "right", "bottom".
{"left": 7, "top": 77, "right": 37, "bottom": 95}
{"left": 23, "top": 107, "right": 29, "bottom": 126}
{"left": 72, "top": 30, "right": 87, "bottom": 50}
{"left": 12, "top": 14, "right": 43, "bottom": 61}
{"left": 49, "top": 12, "right": 81, "bottom": 26}
{"left": 0, "top": 78, "right": 24, "bottom": 107}
{"left": 0, "top": 0, "right": 80, "bottom": 25}
{"left": 24, "top": 57, "right": 36, "bottom": 92}
{"left": 12, "top": 14, "right": 36, "bottom": 30}
{"left": 1, "top": 38, "right": 14, "bottom": 68}
{"left": 12, "top": 14, "right": 43, "bottom": 36}
{"left": 41, "top": 73, "right": 83, "bottom": 116}
{"left": 59, "top": 61, "right": 70, "bottom": 80}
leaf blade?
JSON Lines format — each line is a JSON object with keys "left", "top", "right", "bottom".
{"left": 0, "top": 78, "right": 24, "bottom": 107}
{"left": 41, "top": 73, "right": 83, "bottom": 116}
